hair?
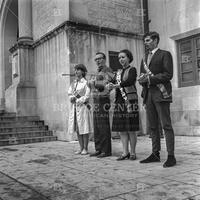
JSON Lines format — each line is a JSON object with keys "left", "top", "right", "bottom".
{"left": 96, "top": 52, "right": 106, "bottom": 59}
{"left": 74, "top": 64, "right": 87, "bottom": 78}
{"left": 119, "top": 49, "right": 133, "bottom": 63}
{"left": 143, "top": 31, "right": 160, "bottom": 44}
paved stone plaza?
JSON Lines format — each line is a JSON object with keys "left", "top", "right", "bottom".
{"left": 0, "top": 136, "right": 200, "bottom": 200}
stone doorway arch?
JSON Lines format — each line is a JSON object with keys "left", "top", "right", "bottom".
{"left": 0, "top": 0, "right": 18, "bottom": 112}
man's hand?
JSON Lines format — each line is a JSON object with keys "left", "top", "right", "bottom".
{"left": 70, "top": 96, "right": 76, "bottom": 104}
{"left": 73, "top": 91, "right": 81, "bottom": 98}
{"left": 76, "top": 99, "right": 84, "bottom": 106}
{"left": 138, "top": 73, "right": 149, "bottom": 85}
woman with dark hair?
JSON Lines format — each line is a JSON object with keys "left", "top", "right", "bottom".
{"left": 68, "top": 64, "right": 93, "bottom": 155}
{"left": 108, "top": 49, "right": 139, "bottom": 160}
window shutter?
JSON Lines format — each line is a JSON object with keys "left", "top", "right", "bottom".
{"left": 179, "top": 39, "right": 195, "bottom": 87}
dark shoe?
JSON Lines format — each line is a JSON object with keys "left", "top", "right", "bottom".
{"left": 97, "top": 152, "right": 111, "bottom": 158}
{"left": 116, "top": 153, "right": 130, "bottom": 161}
{"left": 129, "top": 154, "right": 137, "bottom": 160}
{"left": 140, "top": 153, "right": 160, "bottom": 163}
{"left": 90, "top": 151, "right": 101, "bottom": 157}
{"left": 163, "top": 155, "right": 176, "bottom": 168}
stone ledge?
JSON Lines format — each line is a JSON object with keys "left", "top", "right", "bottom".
{"left": 10, "top": 20, "right": 144, "bottom": 52}
{"left": 32, "top": 21, "right": 143, "bottom": 48}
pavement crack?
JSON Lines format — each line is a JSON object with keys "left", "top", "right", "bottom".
{"left": 0, "top": 171, "right": 50, "bottom": 200}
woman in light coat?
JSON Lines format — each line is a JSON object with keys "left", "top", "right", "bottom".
{"left": 68, "top": 64, "right": 93, "bottom": 155}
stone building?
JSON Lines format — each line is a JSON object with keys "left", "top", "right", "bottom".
{"left": 0, "top": 0, "right": 146, "bottom": 141}
{"left": 148, "top": 0, "right": 200, "bottom": 136}
{"left": 1, "top": 0, "right": 198, "bottom": 141}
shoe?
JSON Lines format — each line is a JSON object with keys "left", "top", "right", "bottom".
{"left": 97, "top": 152, "right": 111, "bottom": 158}
{"left": 81, "top": 149, "right": 88, "bottom": 155}
{"left": 129, "top": 154, "right": 137, "bottom": 160}
{"left": 140, "top": 153, "right": 160, "bottom": 163}
{"left": 116, "top": 153, "right": 130, "bottom": 161}
{"left": 75, "top": 150, "right": 82, "bottom": 155}
{"left": 90, "top": 151, "right": 101, "bottom": 157}
{"left": 163, "top": 155, "right": 176, "bottom": 168}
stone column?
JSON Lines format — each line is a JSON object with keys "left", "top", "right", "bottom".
{"left": 5, "top": 0, "right": 36, "bottom": 116}
{"left": 18, "top": 0, "right": 33, "bottom": 42}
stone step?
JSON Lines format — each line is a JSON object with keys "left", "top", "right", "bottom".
{"left": 0, "top": 136, "right": 57, "bottom": 146}
{"left": 0, "top": 112, "right": 56, "bottom": 146}
{"left": 0, "top": 130, "right": 53, "bottom": 140}
{"left": 0, "top": 112, "right": 16, "bottom": 117}
{"left": 0, "top": 120, "right": 45, "bottom": 127}
{"left": 0, "top": 116, "right": 40, "bottom": 122}
{"left": 0, "top": 126, "right": 48, "bottom": 133}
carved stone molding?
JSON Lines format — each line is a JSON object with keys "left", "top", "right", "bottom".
{"left": 9, "top": 41, "right": 33, "bottom": 53}
{"left": 10, "top": 20, "right": 143, "bottom": 52}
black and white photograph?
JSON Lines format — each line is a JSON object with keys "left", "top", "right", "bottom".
{"left": 0, "top": 0, "right": 200, "bottom": 199}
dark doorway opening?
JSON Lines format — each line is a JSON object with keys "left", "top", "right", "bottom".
{"left": 109, "top": 51, "right": 122, "bottom": 72}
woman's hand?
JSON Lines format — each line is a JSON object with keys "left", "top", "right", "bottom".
{"left": 105, "top": 83, "right": 113, "bottom": 90}
{"left": 105, "top": 83, "right": 120, "bottom": 90}
{"left": 114, "top": 83, "right": 120, "bottom": 89}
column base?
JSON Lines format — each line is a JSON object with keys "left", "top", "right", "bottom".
{"left": 5, "top": 82, "right": 37, "bottom": 116}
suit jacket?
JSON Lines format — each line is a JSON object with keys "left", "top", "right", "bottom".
{"left": 140, "top": 49, "right": 173, "bottom": 104}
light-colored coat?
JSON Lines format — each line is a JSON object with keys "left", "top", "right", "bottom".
{"left": 68, "top": 78, "right": 93, "bottom": 139}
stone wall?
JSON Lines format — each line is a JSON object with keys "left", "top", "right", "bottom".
{"left": 67, "top": 29, "right": 145, "bottom": 136}
{"left": 31, "top": 0, "right": 144, "bottom": 40}
{"left": 148, "top": 0, "right": 200, "bottom": 136}
{"left": 171, "top": 86, "right": 200, "bottom": 136}
{"left": 34, "top": 31, "right": 70, "bottom": 140}
{"left": 32, "top": 0, "right": 69, "bottom": 40}
{"left": 69, "top": 0, "right": 143, "bottom": 34}
{"left": 33, "top": 26, "right": 144, "bottom": 141}
{"left": 67, "top": 28, "right": 144, "bottom": 75}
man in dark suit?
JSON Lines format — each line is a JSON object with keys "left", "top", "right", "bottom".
{"left": 138, "top": 31, "right": 176, "bottom": 168}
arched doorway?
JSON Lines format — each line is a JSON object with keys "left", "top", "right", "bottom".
{"left": 0, "top": 0, "right": 18, "bottom": 111}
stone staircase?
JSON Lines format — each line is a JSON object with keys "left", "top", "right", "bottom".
{"left": 0, "top": 112, "right": 57, "bottom": 146}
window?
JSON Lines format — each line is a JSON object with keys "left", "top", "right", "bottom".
{"left": 178, "top": 36, "right": 200, "bottom": 87}
{"left": 109, "top": 51, "right": 122, "bottom": 72}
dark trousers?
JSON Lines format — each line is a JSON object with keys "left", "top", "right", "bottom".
{"left": 147, "top": 116, "right": 163, "bottom": 137}
{"left": 93, "top": 97, "right": 111, "bottom": 154}
{"left": 146, "top": 91, "right": 175, "bottom": 155}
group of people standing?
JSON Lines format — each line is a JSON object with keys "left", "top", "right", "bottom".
{"left": 68, "top": 31, "right": 176, "bottom": 168}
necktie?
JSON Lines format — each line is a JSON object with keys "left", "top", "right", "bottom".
{"left": 147, "top": 52, "right": 153, "bottom": 66}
